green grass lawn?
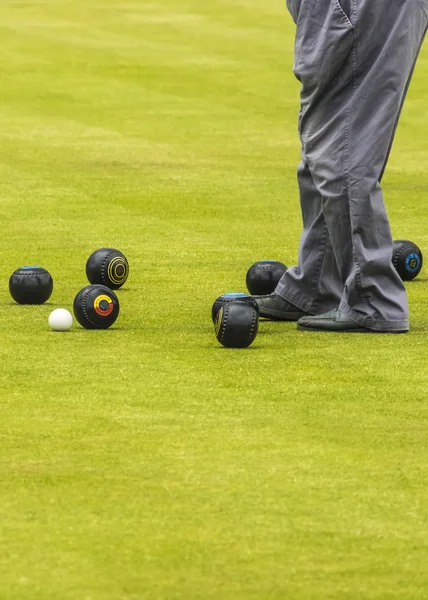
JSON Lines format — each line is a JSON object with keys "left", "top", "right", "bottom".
{"left": 1, "top": 1, "right": 428, "bottom": 598}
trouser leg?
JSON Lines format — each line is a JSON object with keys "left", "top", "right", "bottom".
{"left": 281, "top": 0, "right": 427, "bottom": 331}
{"left": 275, "top": 149, "right": 342, "bottom": 314}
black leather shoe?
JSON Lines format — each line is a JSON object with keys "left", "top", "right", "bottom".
{"left": 252, "top": 294, "right": 308, "bottom": 321}
{"left": 297, "top": 309, "right": 408, "bottom": 333}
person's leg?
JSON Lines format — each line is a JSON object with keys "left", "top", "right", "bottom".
{"left": 257, "top": 0, "right": 354, "bottom": 320}
{"left": 269, "top": 0, "right": 357, "bottom": 318}
{"left": 286, "top": 0, "right": 427, "bottom": 332}
{"left": 275, "top": 148, "right": 343, "bottom": 315}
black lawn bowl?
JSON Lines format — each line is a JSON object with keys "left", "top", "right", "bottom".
{"left": 392, "top": 240, "right": 423, "bottom": 281}
{"left": 246, "top": 260, "right": 287, "bottom": 295}
{"left": 9, "top": 266, "right": 53, "bottom": 305}
{"left": 86, "top": 248, "right": 129, "bottom": 290}
{"left": 214, "top": 301, "right": 259, "bottom": 348}
{"left": 73, "top": 284, "right": 120, "bottom": 329}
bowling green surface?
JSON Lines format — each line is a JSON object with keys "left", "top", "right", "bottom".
{"left": 1, "top": 1, "right": 428, "bottom": 598}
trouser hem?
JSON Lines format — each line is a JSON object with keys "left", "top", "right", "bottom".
{"left": 339, "top": 301, "right": 409, "bottom": 332}
{"left": 276, "top": 284, "right": 336, "bottom": 316}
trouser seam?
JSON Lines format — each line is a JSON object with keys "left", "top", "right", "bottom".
{"left": 345, "top": 17, "right": 371, "bottom": 315}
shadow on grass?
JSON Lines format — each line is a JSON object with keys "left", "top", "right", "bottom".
{"left": 204, "top": 344, "right": 263, "bottom": 351}
{"left": 3, "top": 301, "right": 57, "bottom": 307}
{"left": 68, "top": 326, "right": 123, "bottom": 333}
{"left": 257, "top": 321, "right": 297, "bottom": 336}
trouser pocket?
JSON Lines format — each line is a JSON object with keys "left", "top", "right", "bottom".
{"left": 294, "top": 0, "right": 354, "bottom": 89}
{"left": 336, "top": 0, "right": 353, "bottom": 22}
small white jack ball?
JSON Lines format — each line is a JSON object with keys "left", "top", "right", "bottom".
{"left": 48, "top": 308, "right": 73, "bottom": 331}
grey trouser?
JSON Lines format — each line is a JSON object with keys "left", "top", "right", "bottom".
{"left": 277, "top": 0, "right": 428, "bottom": 331}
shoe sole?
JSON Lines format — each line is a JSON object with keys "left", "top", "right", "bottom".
{"left": 259, "top": 309, "right": 306, "bottom": 321}
{"left": 297, "top": 323, "right": 408, "bottom": 333}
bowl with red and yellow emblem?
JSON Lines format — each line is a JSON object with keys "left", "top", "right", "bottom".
{"left": 73, "top": 284, "right": 119, "bottom": 329}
